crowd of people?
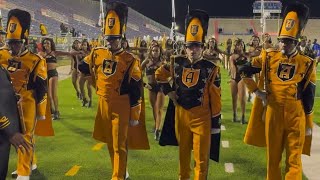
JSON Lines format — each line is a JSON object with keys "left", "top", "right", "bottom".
{"left": 0, "top": 1, "right": 319, "bottom": 180}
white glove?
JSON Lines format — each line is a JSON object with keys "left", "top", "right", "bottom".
{"left": 129, "top": 120, "right": 139, "bottom": 127}
{"left": 211, "top": 128, "right": 221, "bottom": 134}
{"left": 254, "top": 90, "right": 267, "bottom": 106}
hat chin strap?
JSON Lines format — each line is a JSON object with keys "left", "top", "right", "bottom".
{"left": 281, "top": 45, "right": 297, "bottom": 56}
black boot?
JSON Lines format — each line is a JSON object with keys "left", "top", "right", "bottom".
{"left": 53, "top": 111, "right": 60, "bottom": 120}
{"left": 154, "top": 129, "right": 161, "bottom": 141}
{"left": 241, "top": 115, "right": 247, "bottom": 124}
{"left": 233, "top": 113, "right": 237, "bottom": 122}
{"left": 87, "top": 100, "right": 92, "bottom": 108}
{"left": 82, "top": 98, "right": 88, "bottom": 107}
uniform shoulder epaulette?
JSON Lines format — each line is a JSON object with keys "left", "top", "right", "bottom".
{"left": 126, "top": 51, "right": 139, "bottom": 60}
{"left": 0, "top": 46, "right": 9, "bottom": 51}
{"left": 93, "top": 46, "right": 108, "bottom": 52}
{"left": 300, "top": 53, "right": 314, "bottom": 61}
{"left": 31, "top": 51, "right": 45, "bottom": 61}
{"left": 265, "top": 48, "right": 279, "bottom": 53}
{"left": 202, "top": 57, "right": 218, "bottom": 67}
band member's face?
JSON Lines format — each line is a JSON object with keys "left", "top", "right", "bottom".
{"left": 186, "top": 44, "right": 202, "bottom": 61}
{"left": 151, "top": 46, "right": 160, "bottom": 59}
{"left": 106, "top": 38, "right": 121, "bottom": 50}
{"left": 8, "top": 41, "right": 23, "bottom": 56}
{"left": 279, "top": 38, "right": 296, "bottom": 55}
{"left": 43, "top": 40, "right": 51, "bottom": 50}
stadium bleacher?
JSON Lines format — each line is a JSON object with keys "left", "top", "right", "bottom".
{"left": 2, "top": 0, "right": 174, "bottom": 39}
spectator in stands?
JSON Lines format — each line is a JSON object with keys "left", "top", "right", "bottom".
{"left": 70, "top": 40, "right": 82, "bottom": 100}
{"left": 60, "top": 23, "right": 68, "bottom": 35}
{"left": 70, "top": 27, "right": 76, "bottom": 37}
{"left": 141, "top": 41, "right": 166, "bottom": 140}
{"left": 39, "top": 38, "right": 80, "bottom": 120}
{"left": 312, "top": 38, "right": 320, "bottom": 58}
{"left": 79, "top": 39, "right": 93, "bottom": 107}
{"left": 229, "top": 39, "right": 247, "bottom": 124}
{"left": 298, "top": 36, "right": 315, "bottom": 58}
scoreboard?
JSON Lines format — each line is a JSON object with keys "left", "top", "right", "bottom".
{"left": 253, "top": 1, "right": 282, "bottom": 14}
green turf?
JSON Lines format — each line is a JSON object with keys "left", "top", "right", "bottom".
{"left": 6, "top": 68, "right": 310, "bottom": 179}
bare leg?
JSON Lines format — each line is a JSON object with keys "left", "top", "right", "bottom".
{"left": 230, "top": 80, "right": 238, "bottom": 122}
{"left": 238, "top": 80, "right": 247, "bottom": 124}
{"left": 148, "top": 90, "right": 157, "bottom": 133}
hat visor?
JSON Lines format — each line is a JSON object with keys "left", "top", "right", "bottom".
{"left": 278, "top": 35, "right": 297, "bottom": 41}
{"left": 105, "top": 35, "right": 122, "bottom": 41}
{"left": 6, "top": 39, "right": 23, "bottom": 43}
{"left": 185, "top": 41, "right": 203, "bottom": 47}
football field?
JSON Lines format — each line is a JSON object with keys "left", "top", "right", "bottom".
{"left": 6, "top": 67, "right": 311, "bottom": 180}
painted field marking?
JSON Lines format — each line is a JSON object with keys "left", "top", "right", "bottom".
{"left": 65, "top": 165, "right": 81, "bottom": 176}
{"left": 221, "top": 141, "right": 229, "bottom": 148}
{"left": 92, "top": 143, "right": 105, "bottom": 151}
{"left": 224, "top": 163, "right": 234, "bottom": 173}
{"left": 221, "top": 125, "right": 226, "bottom": 131}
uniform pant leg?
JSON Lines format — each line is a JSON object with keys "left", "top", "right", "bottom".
{"left": 0, "top": 136, "right": 10, "bottom": 180}
{"left": 175, "top": 106, "right": 193, "bottom": 180}
{"left": 265, "top": 103, "right": 285, "bottom": 180}
{"left": 191, "top": 114, "right": 211, "bottom": 180}
{"left": 95, "top": 97, "right": 115, "bottom": 178}
{"left": 111, "top": 98, "right": 130, "bottom": 180}
{"left": 17, "top": 101, "right": 36, "bottom": 176}
{"left": 284, "top": 101, "right": 305, "bottom": 180}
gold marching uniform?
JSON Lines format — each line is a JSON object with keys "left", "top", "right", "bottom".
{"left": 239, "top": 2, "right": 315, "bottom": 179}
{"left": 156, "top": 10, "right": 221, "bottom": 180}
{"left": 78, "top": 2, "right": 149, "bottom": 180}
{"left": 1, "top": 9, "right": 54, "bottom": 177}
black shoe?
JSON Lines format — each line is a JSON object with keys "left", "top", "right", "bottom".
{"left": 82, "top": 99, "right": 88, "bottom": 107}
{"left": 87, "top": 100, "right": 92, "bottom": 108}
{"left": 154, "top": 129, "right": 161, "bottom": 141}
{"left": 53, "top": 111, "right": 60, "bottom": 120}
{"left": 241, "top": 115, "right": 247, "bottom": 124}
{"left": 233, "top": 113, "right": 237, "bottom": 123}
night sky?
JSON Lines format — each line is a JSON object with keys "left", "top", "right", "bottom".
{"left": 121, "top": 0, "right": 319, "bottom": 33}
